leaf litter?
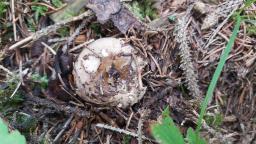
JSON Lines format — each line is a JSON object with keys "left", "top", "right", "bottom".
{"left": 0, "top": 0, "right": 256, "bottom": 143}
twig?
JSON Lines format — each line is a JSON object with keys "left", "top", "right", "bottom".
{"left": 10, "top": 82, "right": 21, "bottom": 98}
{"left": 96, "top": 123, "right": 153, "bottom": 141}
{"left": 41, "top": 42, "right": 57, "bottom": 55}
{"left": 62, "top": 18, "right": 90, "bottom": 53}
{"left": 137, "top": 109, "right": 148, "bottom": 144}
{"left": 48, "top": 37, "right": 69, "bottom": 43}
{"left": 148, "top": 52, "right": 162, "bottom": 76}
{"left": 9, "top": 36, "right": 33, "bottom": 50}
{"left": 9, "top": 10, "right": 93, "bottom": 50}
{"left": 27, "top": 2, "right": 58, "bottom": 11}
{"left": 137, "top": 118, "right": 143, "bottom": 144}
{"left": 203, "top": 8, "right": 237, "bottom": 49}
{"left": 19, "top": 61, "right": 24, "bottom": 85}
{"left": 0, "top": 65, "right": 14, "bottom": 76}
{"left": 125, "top": 112, "right": 134, "bottom": 129}
{"left": 69, "top": 39, "right": 94, "bottom": 53}
{"left": 11, "top": 0, "right": 17, "bottom": 41}
{"left": 53, "top": 114, "right": 74, "bottom": 143}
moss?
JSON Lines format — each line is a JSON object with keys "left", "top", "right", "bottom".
{"left": 204, "top": 113, "right": 223, "bottom": 128}
{"left": 247, "top": 25, "right": 256, "bottom": 36}
{"left": 122, "top": 135, "right": 131, "bottom": 144}
{"left": 128, "top": 0, "right": 159, "bottom": 20}
{"left": 31, "top": 73, "right": 49, "bottom": 89}
{"left": 0, "top": 79, "right": 24, "bottom": 115}
{"left": 89, "top": 23, "right": 102, "bottom": 36}
{"left": 57, "top": 27, "right": 70, "bottom": 37}
{"left": 0, "top": 0, "right": 7, "bottom": 17}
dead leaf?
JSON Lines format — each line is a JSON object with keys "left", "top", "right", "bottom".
{"left": 110, "top": 7, "right": 142, "bottom": 34}
{"left": 86, "top": 0, "right": 142, "bottom": 33}
{"left": 86, "top": 0, "right": 121, "bottom": 23}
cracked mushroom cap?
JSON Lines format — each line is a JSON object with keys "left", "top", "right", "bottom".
{"left": 73, "top": 38, "right": 147, "bottom": 108}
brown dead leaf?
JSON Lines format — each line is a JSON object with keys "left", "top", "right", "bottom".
{"left": 86, "top": 0, "right": 121, "bottom": 23}
{"left": 86, "top": 0, "right": 142, "bottom": 33}
{"left": 111, "top": 7, "right": 142, "bottom": 34}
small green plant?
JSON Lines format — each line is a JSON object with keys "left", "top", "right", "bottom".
{"left": 122, "top": 135, "right": 132, "bottom": 144}
{"left": 31, "top": 73, "right": 49, "bottom": 89}
{"left": 151, "top": 107, "right": 206, "bottom": 144}
{"left": 242, "top": 9, "right": 256, "bottom": 36}
{"left": 0, "top": 78, "right": 24, "bottom": 115}
{"left": 151, "top": 0, "right": 256, "bottom": 143}
{"left": 57, "top": 26, "right": 70, "bottom": 37}
{"left": 168, "top": 15, "right": 176, "bottom": 22}
{"left": 0, "top": 118, "right": 26, "bottom": 144}
{"left": 0, "top": 0, "right": 7, "bottom": 17}
{"left": 26, "top": 18, "right": 37, "bottom": 32}
{"left": 89, "top": 23, "right": 102, "bottom": 36}
{"left": 246, "top": 25, "right": 256, "bottom": 36}
{"left": 204, "top": 113, "right": 223, "bottom": 128}
{"left": 52, "top": 0, "right": 63, "bottom": 8}
{"left": 11, "top": 112, "right": 38, "bottom": 138}
{"left": 129, "top": 0, "right": 158, "bottom": 20}
{"left": 31, "top": 0, "right": 48, "bottom": 22}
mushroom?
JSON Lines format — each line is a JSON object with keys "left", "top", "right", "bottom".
{"left": 73, "top": 38, "right": 147, "bottom": 108}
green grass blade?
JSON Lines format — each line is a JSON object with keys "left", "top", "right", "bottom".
{"left": 196, "top": 15, "right": 242, "bottom": 133}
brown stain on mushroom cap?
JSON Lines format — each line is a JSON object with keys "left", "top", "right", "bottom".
{"left": 95, "top": 55, "right": 131, "bottom": 83}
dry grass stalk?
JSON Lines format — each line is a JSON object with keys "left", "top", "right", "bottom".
{"left": 174, "top": 14, "right": 202, "bottom": 98}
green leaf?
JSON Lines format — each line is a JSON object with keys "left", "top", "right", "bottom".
{"left": 0, "top": 0, "right": 7, "bottom": 17}
{"left": 151, "top": 107, "right": 185, "bottom": 144}
{"left": 0, "top": 118, "right": 26, "bottom": 144}
{"left": 31, "top": 73, "right": 49, "bottom": 89}
{"left": 52, "top": 0, "right": 63, "bottom": 8}
{"left": 128, "top": 0, "right": 158, "bottom": 20}
{"left": 186, "top": 128, "right": 206, "bottom": 144}
{"left": 168, "top": 15, "right": 176, "bottom": 22}
{"left": 31, "top": 5, "right": 48, "bottom": 22}
{"left": 0, "top": 118, "right": 8, "bottom": 135}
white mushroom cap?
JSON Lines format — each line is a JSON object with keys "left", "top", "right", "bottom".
{"left": 73, "top": 38, "right": 147, "bottom": 108}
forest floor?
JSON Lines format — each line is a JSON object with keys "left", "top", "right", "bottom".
{"left": 0, "top": 0, "right": 256, "bottom": 143}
